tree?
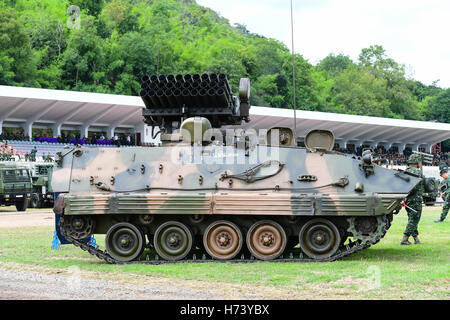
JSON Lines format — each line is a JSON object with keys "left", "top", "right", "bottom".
{"left": 358, "top": 45, "right": 423, "bottom": 120}
{"left": 71, "top": 0, "right": 105, "bottom": 17}
{"left": 0, "top": 54, "right": 14, "bottom": 85}
{"left": 0, "top": 1, "right": 447, "bottom": 123}
{"left": 281, "top": 54, "right": 321, "bottom": 111}
{"left": 331, "top": 67, "right": 393, "bottom": 117}
{"left": 100, "top": 0, "right": 126, "bottom": 31}
{"left": 317, "top": 53, "right": 355, "bottom": 78}
{"left": 61, "top": 15, "right": 104, "bottom": 89}
{"left": 0, "top": 5, "right": 36, "bottom": 85}
{"left": 251, "top": 74, "right": 286, "bottom": 108}
{"left": 428, "top": 88, "right": 450, "bottom": 123}
{"left": 104, "top": 32, "right": 156, "bottom": 95}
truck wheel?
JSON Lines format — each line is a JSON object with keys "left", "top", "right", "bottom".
{"left": 15, "top": 199, "right": 29, "bottom": 212}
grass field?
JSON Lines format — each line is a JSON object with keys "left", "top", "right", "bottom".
{"left": 0, "top": 206, "right": 448, "bottom": 299}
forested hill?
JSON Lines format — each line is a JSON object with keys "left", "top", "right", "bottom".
{"left": 0, "top": 0, "right": 448, "bottom": 123}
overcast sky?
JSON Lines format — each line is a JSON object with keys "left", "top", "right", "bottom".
{"left": 196, "top": 0, "right": 450, "bottom": 88}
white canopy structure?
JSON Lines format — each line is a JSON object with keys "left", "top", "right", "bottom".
{"left": 0, "top": 85, "right": 449, "bottom": 150}
{"left": 0, "top": 85, "right": 144, "bottom": 140}
{"left": 245, "top": 107, "right": 450, "bottom": 153}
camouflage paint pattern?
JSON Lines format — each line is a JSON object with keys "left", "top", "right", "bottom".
{"left": 53, "top": 143, "right": 420, "bottom": 221}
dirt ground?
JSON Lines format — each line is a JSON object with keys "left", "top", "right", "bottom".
{"left": 0, "top": 210, "right": 267, "bottom": 300}
{"left": 0, "top": 210, "right": 54, "bottom": 228}
{"left": 0, "top": 264, "right": 264, "bottom": 300}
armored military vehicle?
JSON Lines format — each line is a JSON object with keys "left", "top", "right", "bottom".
{"left": 0, "top": 162, "right": 32, "bottom": 211}
{"left": 52, "top": 74, "right": 421, "bottom": 264}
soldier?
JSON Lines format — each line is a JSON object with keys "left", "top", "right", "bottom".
{"left": 401, "top": 154, "right": 425, "bottom": 245}
{"left": 30, "top": 146, "right": 37, "bottom": 162}
{"left": 435, "top": 165, "right": 449, "bottom": 223}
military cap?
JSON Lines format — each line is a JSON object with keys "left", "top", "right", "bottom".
{"left": 440, "top": 166, "right": 448, "bottom": 175}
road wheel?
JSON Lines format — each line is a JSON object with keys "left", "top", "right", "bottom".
{"left": 299, "top": 218, "right": 341, "bottom": 260}
{"left": 246, "top": 220, "right": 286, "bottom": 261}
{"left": 154, "top": 221, "right": 193, "bottom": 261}
{"left": 203, "top": 220, "right": 243, "bottom": 260}
{"left": 105, "top": 222, "right": 145, "bottom": 262}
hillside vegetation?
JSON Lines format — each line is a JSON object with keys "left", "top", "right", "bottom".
{"left": 0, "top": 0, "right": 448, "bottom": 125}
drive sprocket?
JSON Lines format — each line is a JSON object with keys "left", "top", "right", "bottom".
{"left": 346, "top": 215, "right": 390, "bottom": 246}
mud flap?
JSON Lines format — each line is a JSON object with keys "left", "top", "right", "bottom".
{"left": 54, "top": 213, "right": 71, "bottom": 245}
{"left": 53, "top": 192, "right": 89, "bottom": 245}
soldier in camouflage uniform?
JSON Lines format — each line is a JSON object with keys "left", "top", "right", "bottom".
{"left": 401, "top": 154, "right": 425, "bottom": 245}
{"left": 30, "top": 146, "right": 37, "bottom": 162}
{"left": 435, "top": 165, "right": 449, "bottom": 223}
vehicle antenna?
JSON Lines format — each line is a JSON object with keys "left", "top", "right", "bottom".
{"left": 291, "top": 0, "right": 297, "bottom": 144}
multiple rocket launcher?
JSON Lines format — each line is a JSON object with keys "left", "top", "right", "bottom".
{"left": 140, "top": 73, "right": 250, "bottom": 131}
{"left": 140, "top": 73, "right": 234, "bottom": 110}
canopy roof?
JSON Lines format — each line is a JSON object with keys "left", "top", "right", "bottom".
{"left": 245, "top": 107, "right": 450, "bottom": 149}
{"left": 0, "top": 85, "right": 449, "bottom": 149}
{"left": 0, "top": 85, "right": 143, "bottom": 131}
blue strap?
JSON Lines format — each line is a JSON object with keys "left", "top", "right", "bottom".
{"left": 51, "top": 230, "right": 61, "bottom": 250}
{"left": 88, "top": 234, "right": 99, "bottom": 249}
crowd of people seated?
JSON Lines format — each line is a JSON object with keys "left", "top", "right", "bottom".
{"left": 0, "top": 141, "right": 21, "bottom": 161}
{"left": 0, "top": 141, "right": 48, "bottom": 162}
{"left": 112, "top": 134, "right": 136, "bottom": 146}
{"left": 0, "top": 133, "right": 30, "bottom": 141}
{"left": 431, "top": 152, "right": 449, "bottom": 166}
{"left": 333, "top": 144, "right": 449, "bottom": 166}
{"left": 49, "top": 132, "right": 136, "bottom": 146}
{"left": 1, "top": 129, "right": 447, "bottom": 165}
{"left": 0, "top": 131, "right": 136, "bottom": 147}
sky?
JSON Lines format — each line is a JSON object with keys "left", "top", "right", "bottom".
{"left": 196, "top": 0, "right": 450, "bottom": 88}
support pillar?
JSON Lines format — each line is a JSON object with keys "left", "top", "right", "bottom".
{"left": 23, "top": 122, "right": 33, "bottom": 141}
{"left": 422, "top": 144, "right": 432, "bottom": 154}
{"left": 367, "top": 141, "right": 377, "bottom": 150}
{"left": 384, "top": 141, "right": 393, "bottom": 151}
{"left": 80, "top": 125, "right": 89, "bottom": 139}
{"left": 52, "top": 124, "right": 61, "bottom": 138}
{"left": 106, "top": 127, "right": 115, "bottom": 139}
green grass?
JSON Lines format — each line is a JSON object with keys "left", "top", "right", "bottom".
{"left": 0, "top": 207, "right": 449, "bottom": 299}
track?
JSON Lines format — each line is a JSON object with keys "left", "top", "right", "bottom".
{"left": 60, "top": 214, "right": 393, "bottom": 264}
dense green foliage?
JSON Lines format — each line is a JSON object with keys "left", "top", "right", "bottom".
{"left": 0, "top": 0, "right": 448, "bottom": 123}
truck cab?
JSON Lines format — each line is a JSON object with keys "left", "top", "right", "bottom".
{"left": 29, "top": 163, "right": 54, "bottom": 208}
{"left": 0, "top": 164, "right": 32, "bottom": 211}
